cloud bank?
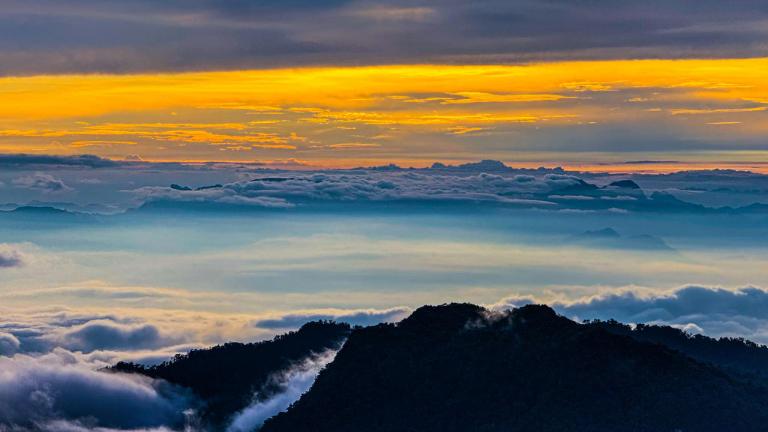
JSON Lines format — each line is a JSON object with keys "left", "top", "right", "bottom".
{"left": 1, "top": 157, "right": 766, "bottom": 215}
{"left": 0, "top": 297, "right": 409, "bottom": 361}
{"left": 0, "top": 154, "right": 121, "bottom": 169}
{"left": 48, "top": 320, "right": 184, "bottom": 354}
{"left": 497, "top": 285, "right": 768, "bottom": 344}
{"left": 0, "top": 349, "right": 194, "bottom": 431}
{"left": 130, "top": 167, "right": 610, "bottom": 211}
{"left": 4, "top": 283, "right": 768, "bottom": 430}
{"left": 129, "top": 163, "right": 751, "bottom": 215}
{"left": 253, "top": 308, "right": 410, "bottom": 329}
{"left": 0, "top": 302, "right": 395, "bottom": 431}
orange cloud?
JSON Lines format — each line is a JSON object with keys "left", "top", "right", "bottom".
{"left": 1, "top": 59, "right": 767, "bottom": 162}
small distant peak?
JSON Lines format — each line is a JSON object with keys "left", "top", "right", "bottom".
{"left": 510, "top": 304, "right": 560, "bottom": 321}
{"left": 458, "top": 160, "right": 508, "bottom": 171}
{"left": 365, "top": 163, "right": 402, "bottom": 171}
{"left": 430, "top": 162, "right": 447, "bottom": 169}
{"left": 608, "top": 179, "right": 641, "bottom": 189}
{"left": 170, "top": 184, "right": 192, "bottom": 191}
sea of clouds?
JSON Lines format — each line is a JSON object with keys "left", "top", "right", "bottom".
{"left": 4, "top": 284, "right": 768, "bottom": 430}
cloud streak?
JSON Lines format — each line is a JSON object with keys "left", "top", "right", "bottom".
{"left": 227, "top": 350, "right": 338, "bottom": 432}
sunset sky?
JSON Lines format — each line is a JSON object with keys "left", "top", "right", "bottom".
{"left": 3, "top": 3, "right": 768, "bottom": 430}
{"left": 2, "top": 0, "right": 768, "bottom": 167}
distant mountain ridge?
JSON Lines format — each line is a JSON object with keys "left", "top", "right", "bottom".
{"left": 567, "top": 227, "right": 676, "bottom": 251}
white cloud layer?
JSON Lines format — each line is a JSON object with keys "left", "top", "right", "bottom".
{"left": 0, "top": 349, "right": 194, "bottom": 431}
{"left": 129, "top": 170, "right": 604, "bottom": 210}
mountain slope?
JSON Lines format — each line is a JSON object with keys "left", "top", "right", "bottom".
{"left": 589, "top": 319, "right": 768, "bottom": 380}
{"left": 110, "top": 321, "right": 350, "bottom": 427}
{"left": 261, "top": 304, "right": 768, "bottom": 432}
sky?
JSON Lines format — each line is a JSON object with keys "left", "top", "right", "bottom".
{"left": 1, "top": 1, "right": 768, "bottom": 165}
{"left": 3, "top": 2, "right": 768, "bottom": 431}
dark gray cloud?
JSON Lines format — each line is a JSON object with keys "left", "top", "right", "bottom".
{"left": 0, "top": 154, "right": 121, "bottom": 169}
{"left": 1, "top": 0, "right": 768, "bottom": 75}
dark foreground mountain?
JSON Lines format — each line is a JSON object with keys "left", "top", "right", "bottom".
{"left": 109, "top": 321, "right": 350, "bottom": 426}
{"left": 261, "top": 304, "right": 768, "bottom": 432}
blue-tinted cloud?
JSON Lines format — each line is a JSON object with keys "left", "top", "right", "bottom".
{"left": 0, "top": 349, "right": 195, "bottom": 430}
{"left": 50, "top": 320, "right": 184, "bottom": 353}
{"left": 0, "top": 156, "right": 765, "bottom": 215}
{"left": 127, "top": 165, "right": 726, "bottom": 215}
{"left": 0, "top": 332, "right": 20, "bottom": 356}
{"left": 12, "top": 173, "right": 72, "bottom": 193}
{"left": 129, "top": 169, "right": 585, "bottom": 210}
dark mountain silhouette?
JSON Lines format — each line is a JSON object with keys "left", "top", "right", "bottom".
{"left": 109, "top": 321, "right": 350, "bottom": 427}
{"left": 261, "top": 304, "right": 768, "bottom": 432}
{"left": 568, "top": 228, "right": 675, "bottom": 251}
{"left": 6, "top": 205, "right": 74, "bottom": 216}
{"left": 572, "top": 227, "right": 621, "bottom": 239}
{"left": 454, "top": 159, "right": 510, "bottom": 172}
{"left": 608, "top": 179, "right": 641, "bottom": 189}
{"left": 646, "top": 191, "right": 714, "bottom": 213}
{"left": 589, "top": 319, "right": 768, "bottom": 380}
{"left": 0, "top": 205, "right": 97, "bottom": 223}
